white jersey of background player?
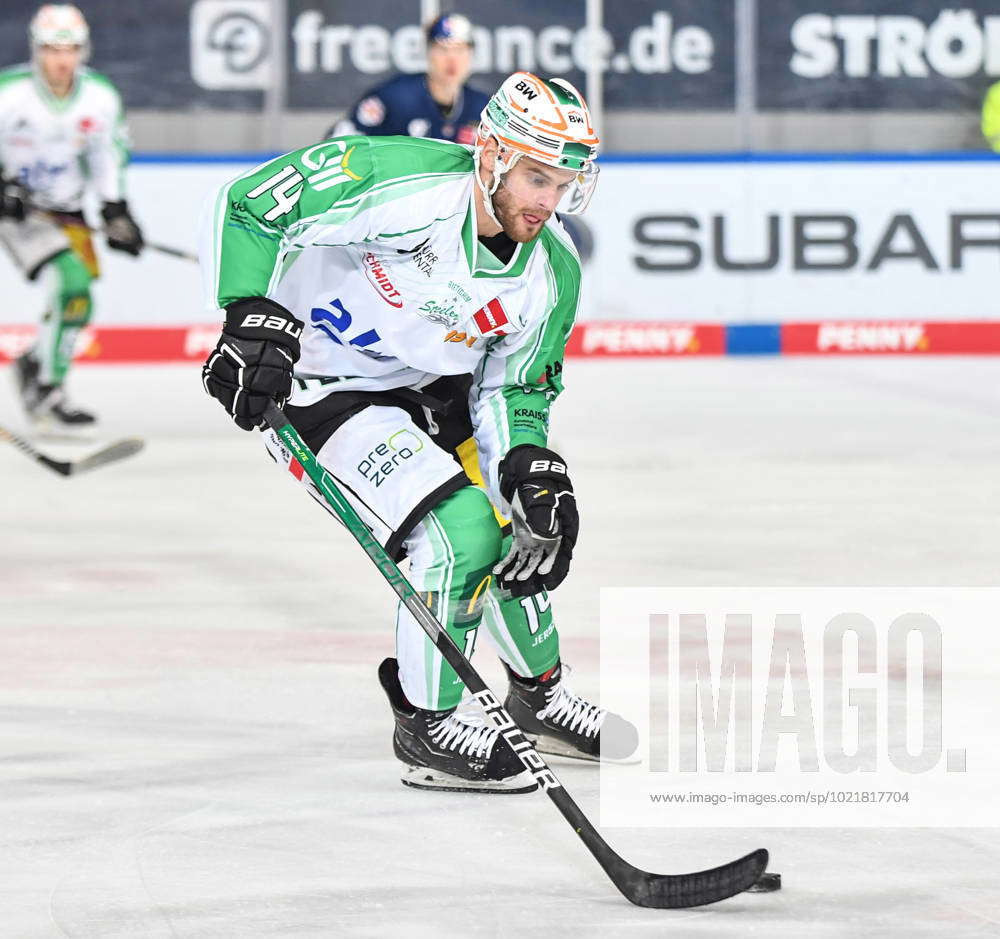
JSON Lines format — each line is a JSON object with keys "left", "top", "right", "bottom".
{"left": 200, "top": 72, "right": 637, "bottom": 791}
{"left": 0, "top": 4, "right": 143, "bottom": 427}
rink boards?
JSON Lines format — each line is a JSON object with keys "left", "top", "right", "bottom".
{"left": 2, "top": 153, "right": 998, "bottom": 358}
{"left": 2, "top": 319, "right": 1000, "bottom": 364}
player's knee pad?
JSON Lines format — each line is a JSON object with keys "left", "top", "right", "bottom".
{"left": 432, "top": 485, "right": 503, "bottom": 569}
{"left": 426, "top": 486, "right": 503, "bottom": 624}
{"left": 52, "top": 250, "right": 93, "bottom": 325}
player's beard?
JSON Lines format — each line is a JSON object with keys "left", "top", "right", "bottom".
{"left": 491, "top": 184, "right": 550, "bottom": 243}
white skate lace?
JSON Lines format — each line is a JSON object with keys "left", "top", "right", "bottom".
{"left": 538, "top": 668, "right": 606, "bottom": 739}
{"left": 428, "top": 710, "right": 498, "bottom": 759}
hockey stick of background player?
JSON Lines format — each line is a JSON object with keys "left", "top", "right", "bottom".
{"left": 37, "top": 209, "right": 199, "bottom": 263}
{"left": 262, "top": 402, "right": 770, "bottom": 909}
{"left": 0, "top": 423, "right": 143, "bottom": 477}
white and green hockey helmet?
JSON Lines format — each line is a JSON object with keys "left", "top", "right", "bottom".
{"left": 29, "top": 4, "right": 90, "bottom": 58}
{"left": 475, "top": 70, "right": 601, "bottom": 216}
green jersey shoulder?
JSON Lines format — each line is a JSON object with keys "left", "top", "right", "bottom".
{"left": 225, "top": 135, "right": 473, "bottom": 231}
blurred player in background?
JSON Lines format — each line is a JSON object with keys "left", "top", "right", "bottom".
{"left": 201, "top": 72, "right": 635, "bottom": 792}
{"left": 330, "top": 13, "right": 593, "bottom": 262}
{"left": 328, "top": 13, "right": 488, "bottom": 145}
{"left": 0, "top": 4, "right": 143, "bottom": 428}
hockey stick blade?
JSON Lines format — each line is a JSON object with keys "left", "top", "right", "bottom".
{"left": 604, "top": 845, "right": 768, "bottom": 908}
{"left": 70, "top": 437, "right": 145, "bottom": 475}
{"left": 262, "top": 403, "right": 770, "bottom": 909}
{"left": 0, "top": 425, "right": 144, "bottom": 477}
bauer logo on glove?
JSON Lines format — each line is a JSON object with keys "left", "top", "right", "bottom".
{"left": 238, "top": 312, "right": 303, "bottom": 338}
{"left": 202, "top": 296, "right": 304, "bottom": 432}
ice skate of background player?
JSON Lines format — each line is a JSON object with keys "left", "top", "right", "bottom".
{"left": 0, "top": 4, "right": 144, "bottom": 429}
{"left": 200, "top": 71, "right": 637, "bottom": 792}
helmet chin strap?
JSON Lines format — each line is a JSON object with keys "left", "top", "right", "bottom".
{"left": 473, "top": 142, "right": 522, "bottom": 231}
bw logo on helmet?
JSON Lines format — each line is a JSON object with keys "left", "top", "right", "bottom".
{"left": 474, "top": 71, "right": 600, "bottom": 227}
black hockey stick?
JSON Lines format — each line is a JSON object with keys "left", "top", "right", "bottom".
{"left": 0, "top": 424, "right": 144, "bottom": 477}
{"left": 263, "top": 402, "right": 769, "bottom": 909}
{"left": 37, "top": 209, "right": 199, "bottom": 262}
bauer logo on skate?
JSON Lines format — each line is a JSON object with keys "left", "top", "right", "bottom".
{"left": 472, "top": 690, "right": 561, "bottom": 791}
{"left": 598, "top": 588, "right": 1000, "bottom": 829}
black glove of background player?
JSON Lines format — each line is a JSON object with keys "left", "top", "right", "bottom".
{"left": 495, "top": 445, "right": 579, "bottom": 597}
{"left": 0, "top": 174, "right": 29, "bottom": 221}
{"left": 202, "top": 297, "right": 303, "bottom": 431}
{"left": 101, "top": 200, "right": 144, "bottom": 256}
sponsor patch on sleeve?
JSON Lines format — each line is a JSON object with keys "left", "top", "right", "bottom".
{"left": 473, "top": 298, "right": 509, "bottom": 337}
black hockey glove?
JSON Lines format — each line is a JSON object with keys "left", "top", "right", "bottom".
{"left": 495, "top": 445, "right": 579, "bottom": 597}
{"left": 202, "top": 297, "right": 304, "bottom": 431}
{"left": 0, "top": 175, "right": 29, "bottom": 221}
{"left": 101, "top": 200, "right": 144, "bottom": 256}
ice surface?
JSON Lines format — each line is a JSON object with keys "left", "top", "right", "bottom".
{"left": 1, "top": 358, "right": 999, "bottom": 937}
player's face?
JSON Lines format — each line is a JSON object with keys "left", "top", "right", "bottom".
{"left": 493, "top": 156, "right": 578, "bottom": 243}
{"left": 427, "top": 41, "right": 472, "bottom": 86}
{"left": 37, "top": 45, "right": 82, "bottom": 92}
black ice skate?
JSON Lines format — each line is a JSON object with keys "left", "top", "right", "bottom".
{"left": 503, "top": 661, "right": 639, "bottom": 763}
{"left": 14, "top": 353, "right": 96, "bottom": 427}
{"left": 378, "top": 657, "right": 537, "bottom": 794}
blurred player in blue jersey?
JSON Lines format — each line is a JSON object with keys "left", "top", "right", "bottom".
{"left": 328, "top": 13, "right": 488, "bottom": 145}
{"left": 327, "top": 12, "right": 593, "bottom": 262}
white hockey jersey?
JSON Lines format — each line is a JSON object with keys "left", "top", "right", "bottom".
{"left": 201, "top": 136, "right": 581, "bottom": 494}
{"left": 0, "top": 64, "right": 130, "bottom": 211}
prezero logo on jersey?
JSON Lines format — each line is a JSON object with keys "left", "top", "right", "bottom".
{"left": 357, "top": 430, "right": 425, "bottom": 487}
{"left": 473, "top": 298, "right": 510, "bottom": 337}
{"left": 190, "top": 0, "right": 272, "bottom": 90}
{"left": 362, "top": 253, "right": 403, "bottom": 307}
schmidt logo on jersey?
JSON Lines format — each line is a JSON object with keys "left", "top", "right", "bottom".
{"left": 362, "top": 253, "right": 403, "bottom": 308}
{"left": 357, "top": 430, "right": 425, "bottom": 488}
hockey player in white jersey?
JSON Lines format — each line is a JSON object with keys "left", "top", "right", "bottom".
{"left": 200, "top": 71, "right": 637, "bottom": 792}
{"left": 0, "top": 5, "right": 144, "bottom": 427}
